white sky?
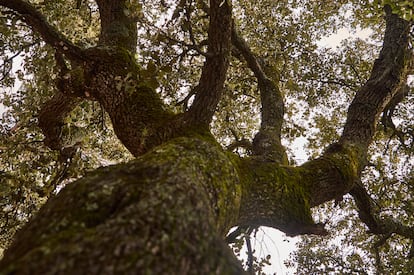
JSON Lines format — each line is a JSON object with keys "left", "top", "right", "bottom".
{"left": 318, "top": 27, "right": 373, "bottom": 48}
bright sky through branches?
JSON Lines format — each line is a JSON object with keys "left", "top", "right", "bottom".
{"left": 259, "top": 26, "right": 374, "bottom": 275}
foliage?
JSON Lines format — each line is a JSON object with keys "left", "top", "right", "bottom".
{"left": 0, "top": 0, "right": 413, "bottom": 273}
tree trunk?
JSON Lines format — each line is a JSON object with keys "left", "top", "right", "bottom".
{"left": 0, "top": 137, "right": 245, "bottom": 274}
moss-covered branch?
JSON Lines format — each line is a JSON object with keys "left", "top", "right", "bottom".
{"left": 0, "top": 135, "right": 365, "bottom": 274}
{"left": 237, "top": 158, "right": 327, "bottom": 236}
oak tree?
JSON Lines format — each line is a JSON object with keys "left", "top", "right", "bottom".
{"left": 0, "top": 0, "right": 413, "bottom": 273}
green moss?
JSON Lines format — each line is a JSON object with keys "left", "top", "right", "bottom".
{"left": 0, "top": 136, "right": 245, "bottom": 274}
{"left": 237, "top": 158, "right": 315, "bottom": 234}
{"left": 301, "top": 143, "right": 360, "bottom": 188}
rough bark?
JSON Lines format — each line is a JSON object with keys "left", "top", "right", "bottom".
{"left": 0, "top": 138, "right": 245, "bottom": 274}
{"left": 1, "top": 135, "right": 359, "bottom": 273}
{"left": 339, "top": 5, "right": 411, "bottom": 153}
{"left": 340, "top": 6, "right": 414, "bottom": 240}
{"left": 96, "top": 0, "right": 138, "bottom": 53}
{"left": 183, "top": 0, "right": 232, "bottom": 127}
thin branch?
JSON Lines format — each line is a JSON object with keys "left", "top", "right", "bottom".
{"left": 157, "top": 30, "right": 207, "bottom": 56}
{"left": 0, "top": 41, "right": 39, "bottom": 82}
{"left": 245, "top": 233, "right": 254, "bottom": 274}
{"left": 227, "top": 139, "right": 252, "bottom": 152}
{"left": 311, "top": 77, "right": 359, "bottom": 91}
{"left": 350, "top": 182, "right": 414, "bottom": 240}
{"left": 348, "top": 61, "right": 364, "bottom": 85}
{"left": 373, "top": 233, "right": 391, "bottom": 275}
{"left": 0, "top": 0, "right": 85, "bottom": 62}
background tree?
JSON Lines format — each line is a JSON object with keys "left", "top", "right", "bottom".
{"left": 0, "top": 0, "right": 413, "bottom": 274}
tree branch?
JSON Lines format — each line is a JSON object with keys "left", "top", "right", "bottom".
{"left": 95, "top": 0, "right": 137, "bottom": 53}
{"left": 183, "top": 0, "right": 232, "bottom": 127}
{"left": 227, "top": 139, "right": 252, "bottom": 152}
{"left": 38, "top": 92, "right": 80, "bottom": 151}
{"left": 335, "top": 9, "right": 414, "bottom": 248}
{"left": 231, "top": 26, "right": 286, "bottom": 163}
{"left": 381, "top": 84, "right": 410, "bottom": 137}
{"left": 0, "top": 0, "right": 85, "bottom": 61}
{"left": 373, "top": 233, "right": 391, "bottom": 274}
{"left": 350, "top": 182, "right": 414, "bottom": 240}
{"left": 339, "top": 5, "right": 411, "bottom": 154}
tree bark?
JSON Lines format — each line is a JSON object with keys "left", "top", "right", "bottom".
{"left": 0, "top": 137, "right": 246, "bottom": 274}
{"left": 231, "top": 26, "right": 286, "bottom": 164}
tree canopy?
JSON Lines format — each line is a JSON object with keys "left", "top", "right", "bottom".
{"left": 0, "top": 0, "right": 413, "bottom": 274}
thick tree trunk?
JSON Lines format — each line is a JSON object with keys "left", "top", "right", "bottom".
{"left": 0, "top": 137, "right": 245, "bottom": 274}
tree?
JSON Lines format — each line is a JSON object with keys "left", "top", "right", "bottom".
{"left": 0, "top": 0, "right": 413, "bottom": 274}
